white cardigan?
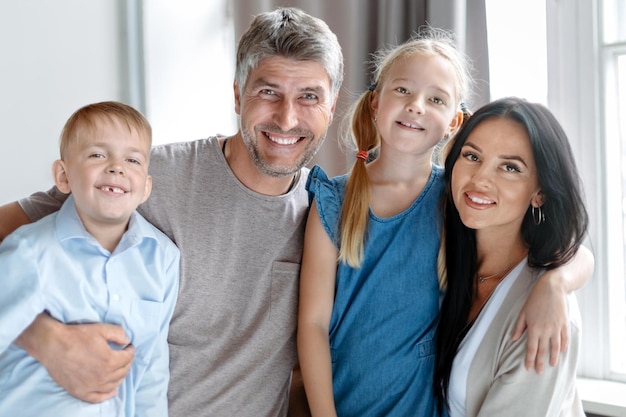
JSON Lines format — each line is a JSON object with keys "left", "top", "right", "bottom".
{"left": 456, "top": 263, "right": 585, "bottom": 417}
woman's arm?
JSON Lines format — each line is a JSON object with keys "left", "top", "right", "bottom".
{"left": 512, "top": 245, "right": 594, "bottom": 372}
{"left": 297, "top": 202, "right": 339, "bottom": 417}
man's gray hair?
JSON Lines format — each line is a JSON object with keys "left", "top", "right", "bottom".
{"left": 235, "top": 7, "right": 344, "bottom": 97}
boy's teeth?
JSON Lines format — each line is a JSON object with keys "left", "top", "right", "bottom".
{"left": 101, "top": 186, "right": 124, "bottom": 194}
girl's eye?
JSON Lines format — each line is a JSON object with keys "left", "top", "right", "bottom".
{"left": 395, "top": 87, "right": 409, "bottom": 94}
{"left": 431, "top": 97, "right": 444, "bottom": 105}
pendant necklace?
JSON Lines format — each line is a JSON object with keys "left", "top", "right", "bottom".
{"left": 478, "top": 254, "right": 526, "bottom": 283}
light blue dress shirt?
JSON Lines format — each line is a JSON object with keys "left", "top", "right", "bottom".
{"left": 0, "top": 195, "right": 180, "bottom": 417}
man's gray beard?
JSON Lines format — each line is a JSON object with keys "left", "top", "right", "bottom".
{"left": 240, "top": 124, "right": 326, "bottom": 178}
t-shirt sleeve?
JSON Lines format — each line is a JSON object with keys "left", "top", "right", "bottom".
{"left": 18, "top": 187, "right": 68, "bottom": 222}
{"left": 305, "top": 165, "right": 343, "bottom": 247}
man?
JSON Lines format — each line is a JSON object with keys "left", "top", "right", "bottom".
{"left": 0, "top": 7, "right": 343, "bottom": 417}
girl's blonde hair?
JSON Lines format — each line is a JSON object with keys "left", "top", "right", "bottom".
{"left": 339, "top": 27, "right": 473, "bottom": 268}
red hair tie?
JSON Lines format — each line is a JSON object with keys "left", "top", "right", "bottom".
{"left": 356, "top": 150, "right": 368, "bottom": 161}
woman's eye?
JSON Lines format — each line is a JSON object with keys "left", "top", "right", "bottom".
{"left": 503, "top": 163, "right": 522, "bottom": 173}
{"left": 461, "top": 151, "right": 478, "bottom": 162}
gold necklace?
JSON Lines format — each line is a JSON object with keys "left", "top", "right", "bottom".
{"left": 478, "top": 255, "right": 526, "bottom": 283}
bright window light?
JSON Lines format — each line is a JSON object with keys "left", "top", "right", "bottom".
{"left": 485, "top": 0, "right": 548, "bottom": 104}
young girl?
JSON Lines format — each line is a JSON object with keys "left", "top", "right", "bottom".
{"left": 435, "top": 97, "right": 587, "bottom": 416}
{"left": 297, "top": 30, "right": 591, "bottom": 417}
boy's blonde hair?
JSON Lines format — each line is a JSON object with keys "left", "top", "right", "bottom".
{"left": 339, "top": 27, "right": 473, "bottom": 268}
{"left": 59, "top": 101, "right": 152, "bottom": 160}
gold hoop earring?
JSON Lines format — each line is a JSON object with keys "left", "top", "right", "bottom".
{"left": 531, "top": 205, "right": 545, "bottom": 225}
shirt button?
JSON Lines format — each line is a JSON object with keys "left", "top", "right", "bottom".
{"left": 112, "top": 294, "right": 120, "bottom": 301}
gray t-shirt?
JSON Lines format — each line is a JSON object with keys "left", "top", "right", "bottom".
{"left": 20, "top": 136, "right": 310, "bottom": 417}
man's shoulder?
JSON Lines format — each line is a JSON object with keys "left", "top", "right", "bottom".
{"left": 150, "top": 136, "right": 218, "bottom": 160}
{"left": 147, "top": 137, "right": 222, "bottom": 182}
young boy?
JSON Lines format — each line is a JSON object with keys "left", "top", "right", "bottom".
{"left": 0, "top": 101, "right": 180, "bottom": 416}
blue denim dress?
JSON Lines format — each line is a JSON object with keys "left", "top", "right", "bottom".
{"left": 307, "top": 165, "right": 444, "bottom": 417}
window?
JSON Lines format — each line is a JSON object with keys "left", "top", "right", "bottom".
{"left": 601, "top": 0, "right": 626, "bottom": 378}
{"left": 485, "top": 0, "right": 548, "bottom": 104}
{"left": 142, "top": 0, "right": 236, "bottom": 145}
{"left": 487, "top": 0, "right": 626, "bottom": 385}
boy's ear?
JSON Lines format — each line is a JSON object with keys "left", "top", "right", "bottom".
{"left": 52, "top": 160, "right": 71, "bottom": 194}
{"left": 141, "top": 175, "right": 153, "bottom": 204}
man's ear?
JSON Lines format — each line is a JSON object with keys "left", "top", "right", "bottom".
{"left": 233, "top": 81, "right": 241, "bottom": 115}
{"left": 328, "top": 92, "right": 339, "bottom": 125}
{"left": 52, "top": 160, "right": 71, "bottom": 194}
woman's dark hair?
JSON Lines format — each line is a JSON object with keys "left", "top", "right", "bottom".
{"left": 434, "top": 97, "right": 589, "bottom": 411}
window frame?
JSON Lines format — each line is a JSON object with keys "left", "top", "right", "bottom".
{"left": 546, "top": 0, "right": 626, "bottom": 382}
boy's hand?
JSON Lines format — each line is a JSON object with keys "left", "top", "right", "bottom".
{"left": 16, "top": 313, "right": 135, "bottom": 403}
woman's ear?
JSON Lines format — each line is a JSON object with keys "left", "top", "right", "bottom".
{"left": 52, "top": 160, "right": 71, "bottom": 194}
{"left": 531, "top": 190, "right": 545, "bottom": 208}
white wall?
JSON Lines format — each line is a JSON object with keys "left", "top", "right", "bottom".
{"left": 0, "top": 0, "right": 239, "bottom": 206}
{"left": 0, "top": 1, "right": 123, "bottom": 205}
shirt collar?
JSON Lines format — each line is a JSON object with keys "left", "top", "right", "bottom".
{"left": 56, "top": 195, "right": 160, "bottom": 253}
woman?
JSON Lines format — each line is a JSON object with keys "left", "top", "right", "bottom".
{"left": 435, "top": 97, "right": 588, "bottom": 416}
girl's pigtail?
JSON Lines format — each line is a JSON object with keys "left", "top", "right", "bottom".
{"left": 339, "top": 89, "right": 378, "bottom": 268}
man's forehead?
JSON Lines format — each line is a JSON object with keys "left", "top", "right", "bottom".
{"left": 246, "top": 57, "right": 332, "bottom": 91}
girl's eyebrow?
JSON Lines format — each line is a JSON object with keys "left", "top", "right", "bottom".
{"left": 389, "top": 78, "right": 453, "bottom": 97}
{"left": 463, "top": 141, "right": 530, "bottom": 168}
